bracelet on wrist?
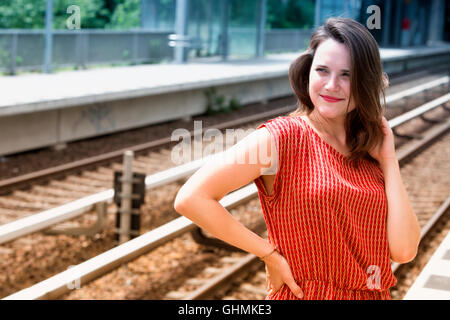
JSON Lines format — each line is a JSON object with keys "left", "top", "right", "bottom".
{"left": 260, "top": 245, "right": 278, "bottom": 261}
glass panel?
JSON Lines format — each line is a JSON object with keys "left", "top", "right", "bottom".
{"left": 228, "top": 0, "right": 258, "bottom": 58}
{"left": 186, "top": 0, "right": 222, "bottom": 59}
{"left": 141, "top": 0, "right": 176, "bottom": 31}
{"left": 185, "top": 0, "right": 260, "bottom": 60}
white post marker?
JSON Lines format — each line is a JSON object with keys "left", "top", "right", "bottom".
{"left": 119, "top": 151, "right": 134, "bottom": 244}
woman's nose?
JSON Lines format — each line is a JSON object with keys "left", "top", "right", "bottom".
{"left": 324, "top": 75, "right": 339, "bottom": 91}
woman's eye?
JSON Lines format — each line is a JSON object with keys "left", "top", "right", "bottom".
{"left": 316, "top": 68, "right": 349, "bottom": 77}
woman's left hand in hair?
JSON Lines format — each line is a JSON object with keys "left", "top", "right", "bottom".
{"left": 368, "top": 116, "right": 397, "bottom": 165}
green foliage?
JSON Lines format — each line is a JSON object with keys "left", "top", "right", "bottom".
{"left": 0, "top": 0, "right": 139, "bottom": 29}
{"left": 205, "top": 87, "right": 242, "bottom": 115}
{"left": 0, "top": 0, "right": 315, "bottom": 30}
{"left": 229, "top": 0, "right": 258, "bottom": 28}
{"left": 106, "top": 0, "right": 140, "bottom": 29}
{"left": 266, "top": 0, "right": 315, "bottom": 29}
{"left": 53, "top": 0, "right": 110, "bottom": 29}
{"left": 0, "top": 0, "right": 46, "bottom": 29}
{"left": 228, "top": 98, "right": 242, "bottom": 110}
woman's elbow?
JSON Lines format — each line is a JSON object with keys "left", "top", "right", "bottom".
{"left": 390, "top": 248, "right": 418, "bottom": 264}
{"left": 174, "top": 188, "right": 191, "bottom": 215}
{"left": 173, "top": 197, "right": 183, "bottom": 214}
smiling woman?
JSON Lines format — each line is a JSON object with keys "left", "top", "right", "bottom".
{"left": 289, "top": 18, "right": 388, "bottom": 162}
{"left": 174, "top": 17, "right": 421, "bottom": 300}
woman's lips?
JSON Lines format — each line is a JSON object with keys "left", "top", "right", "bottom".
{"left": 320, "top": 95, "right": 344, "bottom": 103}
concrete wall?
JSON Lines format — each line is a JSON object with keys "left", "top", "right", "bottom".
{"left": 0, "top": 75, "right": 290, "bottom": 156}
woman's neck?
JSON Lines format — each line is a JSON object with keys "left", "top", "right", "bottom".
{"left": 305, "top": 112, "right": 347, "bottom": 142}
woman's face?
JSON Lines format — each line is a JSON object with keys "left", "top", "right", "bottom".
{"left": 308, "top": 38, "right": 356, "bottom": 121}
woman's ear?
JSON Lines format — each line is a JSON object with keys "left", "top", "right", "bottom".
{"left": 382, "top": 72, "right": 389, "bottom": 90}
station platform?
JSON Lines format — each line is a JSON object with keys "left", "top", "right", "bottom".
{"left": 403, "top": 231, "right": 450, "bottom": 300}
{"left": 0, "top": 43, "right": 449, "bottom": 156}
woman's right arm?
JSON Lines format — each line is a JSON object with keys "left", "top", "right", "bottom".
{"left": 174, "top": 127, "right": 274, "bottom": 257}
{"left": 174, "top": 127, "right": 303, "bottom": 298}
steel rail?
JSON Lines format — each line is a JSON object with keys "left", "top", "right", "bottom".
{"left": 385, "top": 76, "right": 448, "bottom": 105}
{"left": 186, "top": 195, "right": 450, "bottom": 300}
{"left": 391, "top": 196, "right": 450, "bottom": 273}
{"left": 0, "top": 74, "right": 447, "bottom": 195}
{"left": 184, "top": 118, "right": 450, "bottom": 300}
{"left": 3, "top": 183, "right": 257, "bottom": 300}
{"left": 0, "top": 104, "right": 296, "bottom": 195}
{"left": 0, "top": 93, "right": 448, "bottom": 245}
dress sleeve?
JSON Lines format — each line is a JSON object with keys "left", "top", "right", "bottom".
{"left": 253, "top": 116, "right": 298, "bottom": 202}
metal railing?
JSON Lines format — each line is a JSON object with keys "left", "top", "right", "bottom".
{"left": 0, "top": 29, "right": 174, "bottom": 74}
{"left": 0, "top": 28, "right": 313, "bottom": 74}
{"left": 264, "top": 29, "right": 312, "bottom": 53}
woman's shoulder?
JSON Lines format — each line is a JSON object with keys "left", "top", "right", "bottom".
{"left": 260, "top": 115, "right": 307, "bottom": 131}
{"left": 256, "top": 115, "right": 309, "bottom": 151}
{"left": 261, "top": 115, "right": 309, "bottom": 139}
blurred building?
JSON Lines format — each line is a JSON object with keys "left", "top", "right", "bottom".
{"left": 315, "top": 0, "right": 448, "bottom": 46}
{"left": 142, "top": 0, "right": 449, "bottom": 63}
{"left": 141, "top": 0, "right": 275, "bottom": 62}
{"left": 1, "top": 0, "right": 448, "bottom": 73}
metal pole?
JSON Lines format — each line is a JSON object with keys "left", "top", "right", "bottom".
{"left": 141, "top": 0, "right": 149, "bottom": 28}
{"left": 381, "top": 0, "right": 392, "bottom": 47}
{"left": 132, "top": 32, "right": 138, "bottom": 65}
{"left": 256, "top": 0, "right": 267, "bottom": 58}
{"left": 393, "top": 0, "right": 403, "bottom": 47}
{"left": 44, "top": 0, "right": 53, "bottom": 73}
{"left": 119, "top": 151, "right": 134, "bottom": 244}
{"left": 207, "top": 0, "right": 214, "bottom": 55}
{"left": 10, "top": 32, "right": 17, "bottom": 75}
{"left": 174, "top": 0, "right": 189, "bottom": 63}
{"left": 428, "top": 0, "right": 445, "bottom": 44}
{"left": 220, "top": 0, "right": 229, "bottom": 61}
{"left": 314, "top": 0, "right": 321, "bottom": 28}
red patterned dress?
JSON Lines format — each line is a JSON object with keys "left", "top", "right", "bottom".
{"left": 254, "top": 116, "right": 397, "bottom": 300}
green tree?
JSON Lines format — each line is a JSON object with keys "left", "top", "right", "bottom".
{"left": 0, "top": 0, "right": 46, "bottom": 29}
{"left": 266, "top": 0, "right": 315, "bottom": 29}
{"left": 229, "top": 0, "right": 258, "bottom": 27}
{"left": 53, "top": 0, "right": 110, "bottom": 29}
{"left": 106, "top": 0, "right": 140, "bottom": 29}
{"left": 0, "top": 0, "right": 316, "bottom": 30}
{"left": 0, "top": 0, "right": 143, "bottom": 29}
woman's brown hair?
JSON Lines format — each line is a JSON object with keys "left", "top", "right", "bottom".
{"left": 288, "top": 17, "right": 388, "bottom": 163}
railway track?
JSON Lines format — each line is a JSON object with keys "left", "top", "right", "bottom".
{"left": 0, "top": 74, "right": 447, "bottom": 229}
{"left": 1, "top": 74, "right": 448, "bottom": 299}
{"left": 0, "top": 69, "right": 448, "bottom": 191}
{"left": 161, "top": 119, "right": 450, "bottom": 301}
{"left": 58, "top": 125, "right": 450, "bottom": 300}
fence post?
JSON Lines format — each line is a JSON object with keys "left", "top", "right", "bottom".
{"left": 119, "top": 151, "right": 134, "bottom": 244}
{"left": 174, "top": 0, "right": 189, "bottom": 63}
{"left": 256, "top": 0, "right": 267, "bottom": 57}
{"left": 82, "top": 32, "right": 88, "bottom": 69}
{"left": 75, "top": 32, "right": 82, "bottom": 69}
{"left": 219, "top": 0, "right": 229, "bottom": 61}
{"left": 132, "top": 32, "right": 138, "bottom": 65}
{"left": 44, "top": 0, "right": 53, "bottom": 73}
{"left": 10, "top": 32, "right": 17, "bottom": 75}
